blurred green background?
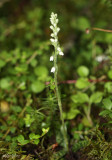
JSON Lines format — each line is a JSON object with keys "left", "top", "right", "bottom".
{"left": 0, "top": 0, "right": 112, "bottom": 155}
{"left": 0, "top": 0, "right": 112, "bottom": 94}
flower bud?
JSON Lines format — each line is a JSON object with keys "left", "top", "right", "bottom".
{"left": 51, "top": 67, "right": 55, "bottom": 73}
{"left": 50, "top": 56, "right": 54, "bottom": 61}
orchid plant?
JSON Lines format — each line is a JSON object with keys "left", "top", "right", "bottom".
{"left": 49, "top": 12, "right": 68, "bottom": 151}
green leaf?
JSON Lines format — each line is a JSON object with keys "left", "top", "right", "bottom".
{"left": 90, "top": 92, "right": 103, "bottom": 104}
{"left": 1, "top": 78, "right": 10, "bottom": 89}
{"left": 42, "top": 128, "right": 49, "bottom": 135}
{"left": 71, "top": 92, "right": 89, "bottom": 103}
{"left": 34, "top": 66, "right": 48, "bottom": 79}
{"left": 108, "top": 113, "right": 112, "bottom": 119}
{"left": 65, "top": 109, "right": 80, "bottom": 120}
{"left": 82, "top": 116, "right": 92, "bottom": 127}
{"left": 24, "top": 114, "right": 34, "bottom": 127}
{"left": 31, "top": 80, "right": 45, "bottom": 93}
{"left": 0, "top": 59, "right": 6, "bottom": 68}
{"left": 17, "top": 135, "right": 29, "bottom": 145}
{"left": 99, "top": 110, "right": 111, "bottom": 117}
{"left": 104, "top": 82, "right": 112, "bottom": 93}
{"left": 15, "top": 64, "right": 28, "bottom": 73}
{"left": 73, "top": 133, "right": 80, "bottom": 140}
{"left": 21, "top": 140, "right": 29, "bottom": 145}
{"left": 29, "top": 133, "right": 35, "bottom": 140}
{"left": 34, "top": 139, "right": 40, "bottom": 145}
{"left": 11, "top": 106, "right": 22, "bottom": 113}
{"left": 103, "top": 98, "right": 112, "bottom": 110}
{"left": 10, "top": 127, "right": 16, "bottom": 133}
{"left": 0, "top": 133, "right": 3, "bottom": 138}
{"left": 30, "top": 59, "right": 38, "bottom": 67}
{"left": 5, "top": 135, "right": 11, "bottom": 141}
{"left": 77, "top": 66, "right": 89, "bottom": 77}
{"left": 108, "top": 121, "right": 112, "bottom": 124}
{"left": 76, "top": 78, "right": 90, "bottom": 89}
{"left": 108, "top": 70, "right": 112, "bottom": 79}
{"left": 77, "top": 17, "right": 90, "bottom": 31}
{"left": 29, "top": 133, "right": 40, "bottom": 140}
{"left": 17, "top": 135, "right": 24, "bottom": 143}
{"left": 1, "top": 125, "right": 8, "bottom": 131}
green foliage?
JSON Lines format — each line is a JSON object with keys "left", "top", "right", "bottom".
{"left": 17, "top": 128, "right": 49, "bottom": 146}
{"left": 24, "top": 114, "right": 35, "bottom": 127}
{"left": 63, "top": 109, "right": 80, "bottom": 120}
{"left": 90, "top": 92, "right": 103, "bottom": 104}
{"left": 31, "top": 80, "right": 45, "bottom": 93}
{"left": 99, "top": 97, "right": 112, "bottom": 123}
{"left": 0, "top": 0, "right": 112, "bottom": 159}
{"left": 75, "top": 78, "right": 90, "bottom": 89}
{"left": 72, "top": 139, "right": 88, "bottom": 152}
{"left": 108, "top": 69, "right": 112, "bottom": 79}
{"left": 77, "top": 66, "right": 89, "bottom": 77}
{"left": 83, "top": 128, "right": 112, "bottom": 160}
{"left": 71, "top": 92, "right": 89, "bottom": 103}
{"left": 17, "top": 135, "right": 29, "bottom": 145}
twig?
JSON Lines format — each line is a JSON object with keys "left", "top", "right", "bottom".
{"left": 86, "top": 27, "right": 112, "bottom": 34}
{"left": 45, "top": 79, "right": 112, "bottom": 85}
{"left": 26, "top": 52, "right": 38, "bottom": 64}
{"left": 92, "top": 27, "right": 112, "bottom": 33}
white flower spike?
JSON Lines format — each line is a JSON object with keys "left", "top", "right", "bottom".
{"left": 51, "top": 67, "right": 55, "bottom": 73}
{"left": 50, "top": 56, "right": 54, "bottom": 61}
{"left": 49, "top": 12, "right": 68, "bottom": 150}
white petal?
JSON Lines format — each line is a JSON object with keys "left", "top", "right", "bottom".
{"left": 54, "top": 32, "right": 57, "bottom": 36}
{"left": 56, "top": 19, "right": 59, "bottom": 23}
{"left": 54, "top": 39, "right": 57, "bottom": 42}
{"left": 59, "top": 52, "right": 64, "bottom": 56}
{"left": 50, "top": 38, "right": 55, "bottom": 42}
{"left": 50, "top": 56, "right": 54, "bottom": 61}
{"left": 51, "top": 33, "right": 54, "bottom": 37}
{"left": 50, "top": 25, "right": 53, "bottom": 30}
{"left": 57, "top": 47, "right": 61, "bottom": 52}
{"left": 51, "top": 67, "right": 55, "bottom": 73}
{"left": 57, "top": 27, "right": 60, "bottom": 32}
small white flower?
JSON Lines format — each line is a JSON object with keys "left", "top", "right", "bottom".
{"left": 57, "top": 27, "right": 60, "bottom": 32}
{"left": 59, "top": 52, "right": 64, "bottom": 56}
{"left": 57, "top": 47, "right": 61, "bottom": 52}
{"left": 50, "top": 38, "right": 55, "bottom": 42}
{"left": 50, "top": 56, "right": 54, "bottom": 61}
{"left": 54, "top": 32, "right": 57, "bottom": 36}
{"left": 56, "top": 19, "right": 59, "bottom": 24}
{"left": 50, "top": 21, "right": 54, "bottom": 25}
{"left": 51, "top": 33, "right": 54, "bottom": 37}
{"left": 95, "top": 55, "right": 108, "bottom": 62}
{"left": 50, "top": 25, "right": 53, "bottom": 30}
{"left": 54, "top": 39, "right": 57, "bottom": 42}
{"left": 53, "top": 23, "right": 56, "bottom": 27}
{"left": 51, "top": 67, "right": 55, "bottom": 73}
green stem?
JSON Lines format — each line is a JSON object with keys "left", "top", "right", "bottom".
{"left": 54, "top": 50, "right": 68, "bottom": 151}
{"left": 87, "top": 103, "right": 93, "bottom": 126}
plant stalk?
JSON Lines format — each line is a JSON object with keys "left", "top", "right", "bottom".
{"left": 87, "top": 103, "right": 93, "bottom": 126}
{"left": 54, "top": 50, "right": 68, "bottom": 151}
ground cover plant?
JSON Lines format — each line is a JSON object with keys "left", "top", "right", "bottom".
{"left": 0, "top": 0, "right": 112, "bottom": 159}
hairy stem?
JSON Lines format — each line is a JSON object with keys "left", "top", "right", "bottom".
{"left": 54, "top": 50, "right": 68, "bottom": 151}
{"left": 87, "top": 103, "right": 93, "bottom": 126}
